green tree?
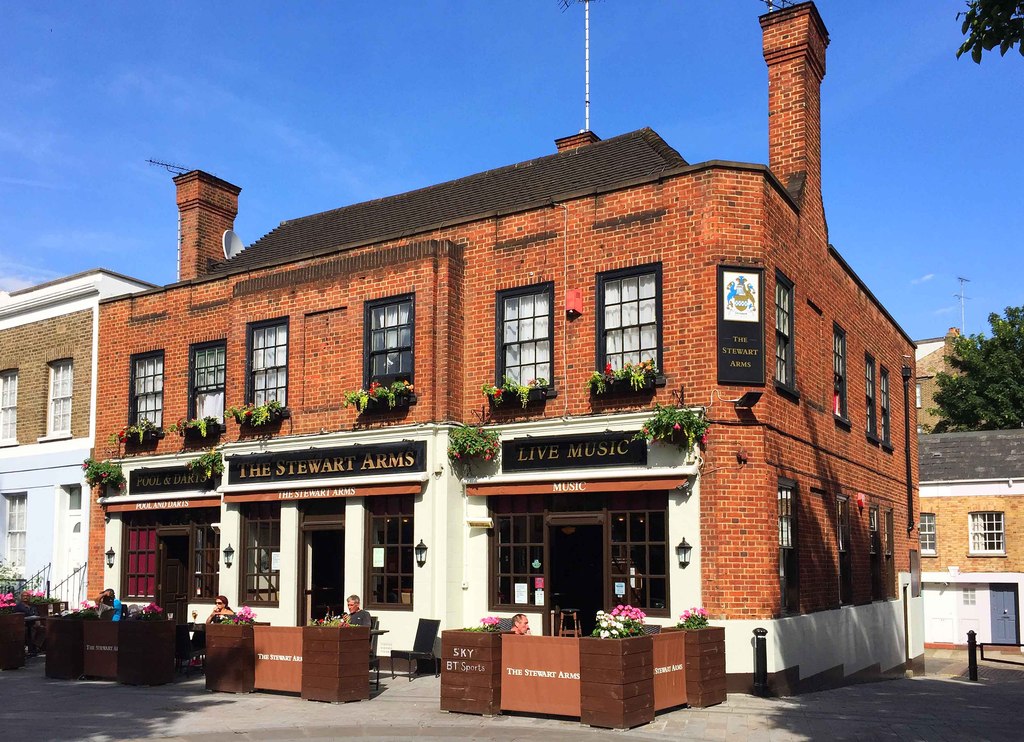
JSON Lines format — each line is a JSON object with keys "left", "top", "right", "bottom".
{"left": 931, "top": 306, "right": 1024, "bottom": 431}
{"left": 957, "top": 1, "right": 1024, "bottom": 62}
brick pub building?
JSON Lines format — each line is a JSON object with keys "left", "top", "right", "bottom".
{"left": 87, "top": 2, "right": 921, "bottom": 693}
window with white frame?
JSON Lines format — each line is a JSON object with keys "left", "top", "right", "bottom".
{"left": 5, "top": 493, "right": 27, "bottom": 570}
{"left": 919, "top": 512, "right": 936, "bottom": 555}
{"left": 0, "top": 370, "right": 17, "bottom": 441}
{"left": 916, "top": 383, "right": 922, "bottom": 409}
{"left": 962, "top": 587, "right": 976, "bottom": 606}
{"left": 48, "top": 359, "right": 73, "bottom": 435}
{"left": 969, "top": 511, "right": 1005, "bottom": 554}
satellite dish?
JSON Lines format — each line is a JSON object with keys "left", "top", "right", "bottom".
{"left": 222, "top": 230, "right": 245, "bottom": 260}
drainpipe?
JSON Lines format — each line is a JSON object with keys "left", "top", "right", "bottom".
{"left": 901, "top": 365, "right": 914, "bottom": 533}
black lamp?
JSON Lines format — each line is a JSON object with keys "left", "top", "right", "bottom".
{"left": 675, "top": 538, "right": 692, "bottom": 568}
{"left": 223, "top": 543, "right": 235, "bottom": 569}
{"left": 414, "top": 539, "right": 428, "bottom": 567}
{"left": 734, "top": 391, "right": 763, "bottom": 409}
{"left": 105, "top": 547, "right": 115, "bottom": 569}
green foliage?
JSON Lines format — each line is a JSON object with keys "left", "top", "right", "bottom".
{"left": 185, "top": 448, "right": 224, "bottom": 479}
{"left": 169, "top": 416, "right": 221, "bottom": 437}
{"left": 931, "top": 306, "right": 1024, "bottom": 431}
{"left": 448, "top": 425, "right": 501, "bottom": 463}
{"left": 633, "top": 404, "right": 710, "bottom": 451}
{"left": 482, "top": 375, "right": 548, "bottom": 408}
{"left": 82, "top": 458, "right": 126, "bottom": 490}
{"left": 343, "top": 380, "right": 414, "bottom": 412}
{"left": 588, "top": 359, "right": 659, "bottom": 394}
{"left": 110, "top": 418, "right": 161, "bottom": 445}
{"left": 957, "top": 0, "right": 1024, "bottom": 62}
{"left": 227, "top": 400, "right": 287, "bottom": 426}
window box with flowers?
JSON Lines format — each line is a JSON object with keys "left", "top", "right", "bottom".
{"left": 448, "top": 425, "right": 501, "bottom": 466}
{"left": 185, "top": 448, "right": 224, "bottom": 484}
{"left": 440, "top": 617, "right": 505, "bottom": 715}
{"left": 301, "top": 620, "right": 371, "bottom": 702}
{"left": 206, "top": 606, "right": 258, "bottom": 693}
{"left": 83, "top": 458, "right": 126, "bottom": 493}
{"left": 661, "top": 607, "right": 726, "bottom": 707}
{"left": 118, "top": 602, "right": 175, "bottom": 686}
{"left": 483, "top": 375, "right": 550, "bottom": 409}
{"left": 579, "top": 605, "right": 655, "bottom": 729}
{"left": 634, "top": 404, "right": 710, "bottom": 453}
{"left": 0, "top": 592, "right": 25, "bottom": 670}
{"left": 226, "top": 400, "right": 291, "bottom": 428}
{"left": 588, "top": 360, "right": 663, "bottom": 397}
{"left": 112, "top": 419, "right": 165, "bottom": 447}
{"left": 343, "top": 379, "right": 416, "bottom": 413}
{"left": 170, "top": 416, "right": 223, "bottom": 442}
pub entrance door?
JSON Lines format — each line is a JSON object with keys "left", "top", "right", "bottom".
{"left": 548, "top": 520, "right": 604, "bottom": 637}
{"left": 157, "top": 533, "right": 189, "bottom": 624}
{"left": 299, "top": 499, "right": 346, "bottom": 624}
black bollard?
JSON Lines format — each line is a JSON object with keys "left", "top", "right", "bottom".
{"left": 753, "top": 627, "right": 769, "bottom": 696}
{"left": 967, "top": 630, "right": 978, "bottom": 681}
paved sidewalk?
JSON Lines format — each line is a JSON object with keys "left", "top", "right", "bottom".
{"left": 1, "top": 650, "right": 1021, "bottom": 741}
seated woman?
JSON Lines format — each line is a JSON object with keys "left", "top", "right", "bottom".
{"left": 95, "top": 589, "right": 121, "bottom": 620}
{"left": 206, "top": 595, "right": 236, "bottom": 624}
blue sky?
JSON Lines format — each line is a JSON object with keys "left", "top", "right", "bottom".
{"left": 1, "top": 1, "right": 1020, "bottom": 341}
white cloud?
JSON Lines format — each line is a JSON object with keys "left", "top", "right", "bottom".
{"left": 911, "top": 273, "right": 935, "bottom": 285}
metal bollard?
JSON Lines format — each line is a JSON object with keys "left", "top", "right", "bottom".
{"left": 752, "top": 627, "right": 769, "bottom": 696}
{"left": 967, "top": 630, "right": 978, "bottom": 681}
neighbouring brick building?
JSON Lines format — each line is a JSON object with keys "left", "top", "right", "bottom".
{"left": 0, "top": 270, "right": 153, "bottom": 603}
{"left": 87, "top": 2, "right": 921, "bottom": 694}
{"left": 919, "top": 430, "right": 1023, "bottom": 647}
{"left": 915, "top": 327, "right": 959, "bottom": 433}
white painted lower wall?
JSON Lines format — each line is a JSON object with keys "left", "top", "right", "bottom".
{"left": 922, "top": 572, "right": 1024, "bottom": 646}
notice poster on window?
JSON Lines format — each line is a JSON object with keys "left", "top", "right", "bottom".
{"left": 514, "top": 582, "right": 528, "bottom": 604}
{"left": 271, "top": 551, "right": 281, "bottom": 571}
{"left": 535, "top": 589, "right": 544, "bottom": 606}
{"left": 614, "top": 582, "right": 626, "bottom": 598}
{"left": 372, "top": 547, "right": 385, "bottom": 568}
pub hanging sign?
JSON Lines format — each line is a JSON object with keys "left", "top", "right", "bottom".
{"left": 227, "top": 441, "right": 427, "bottom": 485}
{"left": 502, "top": 432, "right": 646, "bottom": 473}
{"left": 717, "top": 265, "right": 765, "bottom": 385}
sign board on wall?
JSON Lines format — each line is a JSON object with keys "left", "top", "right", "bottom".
{"left": 501, "top": 432, "right": 646, "bottom": 473}
{"left": 130, "top": 467, "right": 216, "bottom": 494}
{"left": 716, "top": 266, "right": 765, "bottom": 385}
{"left": 227, "top": 441, "right": 426, "bottom": 484}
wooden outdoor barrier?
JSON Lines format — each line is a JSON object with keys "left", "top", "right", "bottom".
{"left": 45, "top": 618, "right": 85, "bottom": 679}
{"left": 652, "top": 630, "right": 687, "bottom": 711}
{"left": 82, "top": 621, "right": 119, "bottom": 679}
{"left": 118, "top": 620, "right": 175, "bottom": 685}
{"left": 0, "top": 613, "right": 25, "bottom": 670}
{"left": 254, "top": 626, "right": 303, "bottom": 693}
{"left": 301, "top": 625, "right": 370, "bottom": 703}
{"left": 206, "top": 623, "right": 256, "bottom": 693}
{"left": 663, "top": 626, "right": 726, "bottom": 707}
{"left": 500, "top": 635, "right": 581, "bottom": 717}
{"left": 579, "top": 635, "right": 655, "bottom": 729}
{"left": 440, "top": 630, "right": 504, "bottom": 715}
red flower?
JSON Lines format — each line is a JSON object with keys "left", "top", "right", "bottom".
{"left": 673, "top": 423, "right": 681, "bottom": 430}
{"left": 605, "top": 363, "right": 613, "bottom": 374}
{"left": 494, "top": 388, "right": 503, "bottom": 397}
{"left": 700, "top": 433, "right": 708, "bottom": 445}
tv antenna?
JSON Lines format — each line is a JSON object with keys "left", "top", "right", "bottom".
{"left": 760, "top": 0, "right": 796, "bottom": 11}
{"left": 146, "top": 159, "right": 190, "bottom": 175}
{"left": 559, "top": 0, "right": 597, "bottom": 132}
{"left": 954, "top": 276, "right": 971, "bottom": 334}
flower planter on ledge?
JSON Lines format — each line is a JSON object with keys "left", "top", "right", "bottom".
{"left": 183, "top": 421, "right": 223, "bottom": 442}
{"left": 488, "top": 387, "right": 549, "bottom": 409}
{"left": 579, "top": 635, "right": 654, "bottom": 729}
{"left": 590, "top": 375, "right": 664, "bottom": 397}
{"left": 237, "top": 407, "right": 291, "bottom": 429}
{"left": 360, "top": 393, "right": 416, "bottom": 414}
{"left": 124, "top": 428, "right": 166, "bottom": 447}
{"left": 440, "top": 630, "right": 503, "bottom": 715}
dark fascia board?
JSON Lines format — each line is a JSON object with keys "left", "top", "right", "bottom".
{"left": 102, "top": 160, "right": 799, "bottom": 303}
{"left": 828, "top": 244, "right": 914, "bottom": 347}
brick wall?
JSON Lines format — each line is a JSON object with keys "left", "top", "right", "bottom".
{"left": 0, "top": 309, "right": 93, "bottom": 443}
{"left": 921, "top": 494, "right": 1024, "bottom": 573}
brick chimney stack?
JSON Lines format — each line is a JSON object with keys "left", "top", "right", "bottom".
{"left": 173, "top": 170, "right": 242, "bottom": 282}
{"left": 760, "top": 2, "right": 829, "bottom": 218}
{"left": 555, "top": 130, "right": 601, "bottom": 152}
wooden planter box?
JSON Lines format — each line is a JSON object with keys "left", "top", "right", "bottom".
{"left": 361, "top": 393, "right": 416, "bottom": 414}
{"left": 0, "top": 613, "right": 26, "bottom": 671}
{"left": 183, "top": 421, "right": 223, "bottom": 442}
{"left": 206, "top": 623, "right": 256, "bottom": 693}
{"left": 590, "top": 375, "right": 660, "bottom": 397}
{"left": 118, "top": 620, "right": 175, "bottom": 685}
{"left": 302, "top": 625, "right": 370, "bottom": 703}
{"left": 664, "top": 626, "right": 726, "bottom": 707}
{"left": 45, "top": 618, "right": 85, "bottom": 679}
{"left": 488, "top": 386, "right": 548, "bottom": 409}
{"left": 83, "top": 621, "right": 119, "bottom": 679}
{"left": 440, "top": 630, "right": 503, "bottom": 715}
{"left": 579, "top": 635, "right": 654, "bottom": 730}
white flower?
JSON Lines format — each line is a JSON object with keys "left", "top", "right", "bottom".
{"left": 600, "top": 630, "right": 610, "bottom": 638}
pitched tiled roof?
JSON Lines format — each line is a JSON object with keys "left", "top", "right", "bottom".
{"left": 919, "top": 429, "right": 1024, "bottom": 482}
{"left": 211, "top": 128, "right": 686, "bottom": 276}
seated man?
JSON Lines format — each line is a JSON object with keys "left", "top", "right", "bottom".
{"left": 344, "top": 594, "right": 372, "bottom": 627}
{"left": 511, "top": 613, "right": 531, "bottom": 636}
{"left": 13, "top": 590, "right": 42, "bottom": 654}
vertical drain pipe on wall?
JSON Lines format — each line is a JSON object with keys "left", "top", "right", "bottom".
{"left": 555, "top": 202, "right": 570, "bottom": 417}
{"left": 901, "top": 364, "right": 914, "bottom": 534}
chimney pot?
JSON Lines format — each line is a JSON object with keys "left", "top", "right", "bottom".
{"left": 173, "top": 170, "right": 241, "bottom": 282}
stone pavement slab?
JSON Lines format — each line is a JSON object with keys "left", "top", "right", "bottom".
{"left": 2, "top": 652, "right": 1023, "bottom": 742}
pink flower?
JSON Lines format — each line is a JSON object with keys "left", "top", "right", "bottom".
{"left": 673, "top": 423, "right": 681, "bottom": 430}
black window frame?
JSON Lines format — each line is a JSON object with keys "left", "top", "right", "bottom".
{"left": 865, "top": 353, "right": 878, "bottom": 441}
{"left": 193, "top": 522, "right": 221, "bottom": 600}
{"left": 363, "top": 294, "right": 415, "bottom": 387}
{"left": 609, "top": 504, "right": 669, "bottom": 613}
{"left": 365, "top": 494, "right": 416, "bottom": 611}
{"left": 245, "top": 318, "right": 289, "bottom": 406}
{"left": 495, "top": 282, "right": 554, "bottom": 388}
{"left": 837, "top": 495, "right": 853, "bottom": 605}
{"left": 188, "top": 340, "right": 227, "bottom": 421}
{"left": 774, "top": 271, "right": 797, "bottom": 394}
{"left": 129, "top": 350, "right": 164, "bottom": 427}
{"left": 241, "top": 502, "right": 281, "bottom": 606}
{"left": 778, "top": 480, "right": 799, "bottom": 615}
{"left": 869, "top": 505, "right": 884, "bottom": 601}
{"left": 595, "top": 263, "right": 663, "bottom": 374}
{"left": 884, "top": 509, "right": 895, "bottom": 599}
{"left": 833, "top": 325, "right": 848, "bottom": 424}
{"left": 879, "top": 366, "right": 891, "bottom": 446}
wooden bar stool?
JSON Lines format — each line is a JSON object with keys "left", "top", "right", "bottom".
{"left": 557, "top": 608, "right": 581, "bottom": 638}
